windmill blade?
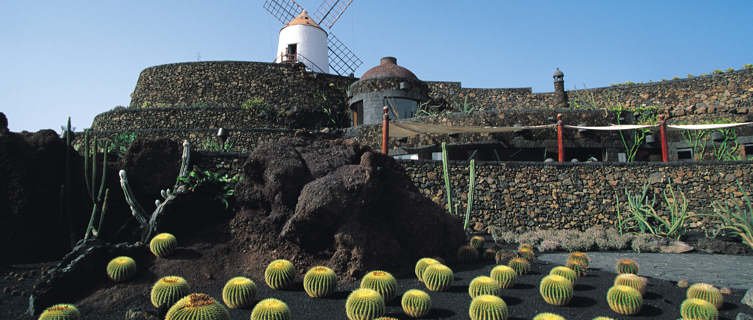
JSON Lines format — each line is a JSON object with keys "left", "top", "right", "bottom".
{"left": 263, "top": 0, "right": 305, "bottom": 25}
{"left": 311, "top": 0, "right": 353, "bottom": 29}
{"left": 327, "top": 33, "right": 363, "bottom": 76}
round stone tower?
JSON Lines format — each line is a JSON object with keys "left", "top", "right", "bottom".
{"left": 348, "top": 57, "right": 428, "bottom": 126}
{"left": 553, "top": 68, "right": 569, "bottom": 108}
{"left": 275, "top": 10, "right": 329, "bottom": 73}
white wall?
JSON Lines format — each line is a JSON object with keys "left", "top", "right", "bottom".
{"left": 275, "top": 25, "right": 328, "bottom": 74}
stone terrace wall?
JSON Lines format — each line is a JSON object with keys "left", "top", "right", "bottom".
{"left": 92, "top": 107, "right": 280, "bottom": 131}
{"left": 400, "top": 160, "right": 753, "bottom": 233}
{"left": 129, "top": 61, "right": 354, "bottom": 109}
{"left": 425, "top": 81, "right": 550, "bottom": 110}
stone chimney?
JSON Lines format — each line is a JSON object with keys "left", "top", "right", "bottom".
{"left": 553, "top": 68, "right": 569, "bottom": 108}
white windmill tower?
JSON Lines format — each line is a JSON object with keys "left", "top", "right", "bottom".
{"left": 263, "top": 0, "right": 363, "bottom": 76}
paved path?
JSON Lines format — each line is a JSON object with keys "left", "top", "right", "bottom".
{"left": 538, "top": 252, "right": 753, "bottom": 290}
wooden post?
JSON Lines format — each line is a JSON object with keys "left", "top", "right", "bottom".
{"left": 382, "top": 106, "right": 389, "bottom": 154}
{"left": 353, "top": 110, "right": 358, "bottom": 127}
{"left": 557, "top": 114, "right": 564, "bottom": 162}
{"left": 659, "top": 114, "right": 669, "bottom": 162}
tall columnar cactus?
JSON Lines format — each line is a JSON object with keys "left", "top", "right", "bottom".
{"left": 615, "top": 259, "right": 639, "bottom": 274}
{"left": 401, "top": 289, "right": 432, "bottom": 318}
{"left": 464, "top": 158, "right": 476, "bottom": 230}
{"left": 165, "top": 293, "right": 230, "bottom": 320}
{"left": 82, "top": 129, "right": 111, "bottom": 241}
{"left": 539, "top": 274, "right": 573, "bottom": 306}
{"left": 415, "top": 258, "right": 441, "bottom": 282}
{"left": 151, "top": 276, "right": 191, "bottom": 309}
{"left": 264, "top": 259, "right": 295, "bottom": 290}
{"left": 106, "top": 256, "right": 137, "bottom": 282}
{"left": 345, "top": 288, "right": 386, "bottom": 320}
{"left": 222, "top": 276, "right": 257, "bottom": 309}
{"left": 531, "top": 313, "right": 565, "bottom": 320}
{"left": 457, "top": 245, "right": 479, "bottom": 264}
{"left": 360, "top": 270, "right": 398, "bottom": 302}
{"left": 149, "top": 232, "right": 178, "bottom": 258}
{"left": 606, "top": 285, "right": 643, "bottom": 315}
{"left": 614, "top": 273, "right": 647, "bottom": 295}
{"left": 680, "top": 298, "right": 719, "bottom": 320}
{"left": 567, "top": 251, "right": 590, "bottom": 268}
{"left": 508, "top": 257, "right": 530, "bottom": 275}
{"left": 549, "top": 266, "right": 578, "bottom": 285}
{"left": 422, "top": 264, "right": 454, "bottom": 292}
{"left": 517, "top": 247, "right": 535, "bottom": 261}
{"left": 470, "top": 235, "right": 485, "bottom": 249}
{"left": 565, "top": 258, "right": 587, "bottom": 277}
{"left": 468, "top": 295, "right": 509, "bottom": 320}
{"left": 38, "top": 304, "right": 81, "bottom": 320}
{"left": 303, "top": 266, "right": 337, "bottom": 298}
{"left": 686, "top": 283, "right": 724, "bottom": 309}
{"left": 250, "top": 298, "right": 291, "bottom": 320}
{"left": 441, "top": 142, "right": 453, "bottom": 214}
{"left": 490, "top": 265, "right": 517, "bottom": 289}
{"left": 469, "top": 276, "right": 502, "bottom": 298}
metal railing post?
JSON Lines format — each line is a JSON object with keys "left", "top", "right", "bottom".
{"left": 557, "top": 113, "right": 564, "bottom": 162}
{"left": 382, "top": 106, "right": 389, "bottom": 154}
{"left": 659, "top": 114, "right": 669, "bottom": 162}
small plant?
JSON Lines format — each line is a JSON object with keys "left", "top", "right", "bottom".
{"left": 360, "top": 270, "right": 398, "bottom": 302}
{"left": 517, "top": 247, "right": 535, "bottom": 261}
{"left": 106, "top": 256, "right": 137, "bottom": 283}
{"left": 166, "top": 293, "right": 230, "bottom": 320}
{"left": 177, "top": 169, "right": 238, "bottom": 209}
{"left": 250, "top": 298, "right": 291, "bottom": 320}
{"left": 201, "top": 136, "right": 235, "bottom": 152}
{"left": 39, "top": 304, "right": 81, "bottom": 320}
{"left": 681, "top": 298, "right": 719, "bottom": 320}
{"left": 149, "top": 232, "right": 178, "bottom": 258}
{"left": 222, "top": 276, "right": 257, "bottom": 309}
{"left": 549, "top": 266, "right": 578, "bottom": 285}
{"left": 264, "top": 259, "right": 295, "bottom": 290}
{"left": 539, "top": 274, "right": 573, "bottom": 306}
{"left": 401, "top": 289, "right": 432, "bottom": 318}
{"left": 567, "top": 252, "right": 589, "bottom": 268}
{"left": 414, "top": 257, "right": 441, "bottom": 282}
{"left": 687, "top": 74, "right": 694, "bottom": 78}
{"left": 108, "top": 132, "right": 137, "bottom": 158}
{"left": 303, "top": 266, "right": 337, "bottom": 298}
{"left": 565, "top": 258, "right": 587, "bottom": 277}
{"left": 678, "top": 279, "right": 689, "bottom": 288}
{"left": 745, "top": 64, "right": 753, "bottom": 69}
{"left": 616, "top": 259, "right": 639, "bottom": 274}
{"left": 700, "top": 73, "right": 709, "bottom": 77}
{"left": 508, "top": 257, "right": 530, "bottom": 275}
{"left": 617, "top": 178, "right": 689, "bottom": 240}
{"left": 468, "top": 276, "right": 501, "bottom": 298}
{"left": 457, "top": 245, "right": 479, "bottom": 263}
{"left": 345, "top": 288, "right": 385, "bottom": 320}
{"left": 686, "top": 283, "right": 723, "bottom": 309}
{"left": 469, "top": 295, "right": 509, "bottom": 320}
{"left": 673, "top": 76, "right": 681, "bottom": 80}
{"left": 470, "top": 235, "right": 485, "bottom": 249}
{"left": 713, "top": 69, "right": 723, "bottom": 75}
{"left": 151, "top": 276, "right": 191, "bottom": 309}
{"left": 614, "top": 273, "right": 647, "bottom": 295}
{"left": 532, "top": 313, "right": 565, "bottom": 320}
{"left": 422, "top": 264, "right": 454, "bottom": 291}
{"left": 606, "top": 285, "right": 643, "bottom": 315}
{"left": 490, "top": 265, "right": 517, "bottom": 289}
{"left": 704, "top": 181, "right": 753, "bottom": 250}
{"left": 726, "top": 67, "right": 735, "bottom": 72}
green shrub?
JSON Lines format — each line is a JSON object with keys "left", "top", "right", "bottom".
{"left": 151, "top": 276, "right": 190, "bottom": 309}
{"left": 726, "top": 67, "right": 735, "bottom": 72}
{"left": 303, "top": 266, "right": 337, "bottom": 298}
{"left": 744, "top": 64, "right": 753, "bottom": 69}
{"left": 673, "top": 76, "right": 681, "bottom": 80}
{"left": 39, "top": 304, "right": 81, "bottom": 320}
{"left": 360, "top": 270, "right": 398, "bottom": 302}
{"left": 345, "top": 288, "right": 385, "bottom": 320}
{"left": 713, "top": 69, "right": 723, "bottom": 75}
{"left": 222, "top": 276, "right": 257, "bottom": 309}
{"left": 264, "top": 259, "right": 295, "bottom": 290}
{"left": 250, "top": 298, "right": 291, "bottom": 320}
{"left": 149, "top": 233, "right": 177, "bottom": 258}
{"left": 106, "top": 256, "right": 137, "bottom": 282}
{"left": 687, "top": 74, "right": 694, "bottom": 78}
{"left": 606, "top": 285, "right": 642, "bottom": 315}
{"left": 401, "top": 289, "right": 432, "bottom": 318}
{"left": 166, "top": 293, "right": 230, "bottom": 320}
{"left": 468, "top": 295, "right": 509, "bottom": 320}
{"left": 539, "top": 275, "right": 573, "bottom": 306}
{"left": 177, "top": 169, "right": 238, "bottom": 209}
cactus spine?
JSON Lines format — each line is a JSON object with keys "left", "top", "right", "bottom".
{"left": 149, "top": 232, "right": 178, "bottom": 258}
{"left": 165, "top": 293, "right": 230, "bottom": 320}
{"left": 38, "top": 304, "right": 81, "bottom": 320}
{"left": 346, "top": 288, "right": 385, "bottom": 320}
{"left": 106, "top": 256, "right": 137, "bottom": 282}
{"left": 606, "top": 285, "right": 643, "bottom": 315}
{"left": 686, "top": 283, "right": 723, "bottom": 309}
{"left": 470, "top": 235, "right": 485, "bottom": 249}
{"left": 468, "top": 295, "right": 509, "bottom": 320}
{"left": 549, "top": 266, "right": 578, "bottom": 285}
{"left": 151, "top": 276, "right": 190, "bottom": 309}
{"left": 401, "top": 289, "right": 432, "bottom": 318}
{"left": 360, "top": 270, "right": 398, "bottom": 302}
{"left": 264, "top": 259, "right": 295, "bottom": 290}
{"left": 680, "top": 298, "right": 719, "bottom": 320}
{"left": 508, "top": 257, "right": 530, "bottom": 275}
{"left": 469, "top": 276, "right": 502, "bottom": 299}
{"left": 422, "top": 264, "right": 454, "bottom": 292}
{"left": 250, "top": 298, "right": 291, "bottom": 320}
{"left": 539, "top": 274, "right": 573, "bottom": 306}
{"left": 490, "top": 265, "right": 517, "bottom": 289}
{"left": 532, "top": 313, "right": 565, "bottom": 320}
{"left": 615, "top": 258, "right": 639, "bottom": 274}
{"left": 303, "top": 266, "right": 337, "bottom": 298}
{"left": 222, "top": 276, "right": 257, "bottom": 309}
{"left": 613, "top": 273, "right": 647, "bottom": 295}
{"left": 415, "top": 257, "right": 441, "bottom": 282}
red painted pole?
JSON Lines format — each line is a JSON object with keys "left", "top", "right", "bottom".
{"left": 659, "top": 114, "right": 669, "bottom": 162}
{"left": 382, "top": 106, "right": 389, "bottom": 154}
{"left": 557, "top": 113, "right": 564, "bottom": 162}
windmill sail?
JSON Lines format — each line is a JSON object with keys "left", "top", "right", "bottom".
{"left": 311, "top": 0, "right": 354, "bottom": 29}
{"left": 262, "top": 0, "right": 304, "bottom": 25}
{"left": 327, "top": 34, "right": 363, "bottom": 76}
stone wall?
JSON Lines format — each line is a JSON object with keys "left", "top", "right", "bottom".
{"left": 399, "top": 160, "right": 753, "bottom": 233}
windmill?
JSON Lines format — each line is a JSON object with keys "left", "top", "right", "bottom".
{"left": 263, "top": 0, "right": 363, "bottom": 76}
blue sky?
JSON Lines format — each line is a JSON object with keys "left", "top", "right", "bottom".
{"left": 1, "top": 1, "right": 751, "bottom": 132}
